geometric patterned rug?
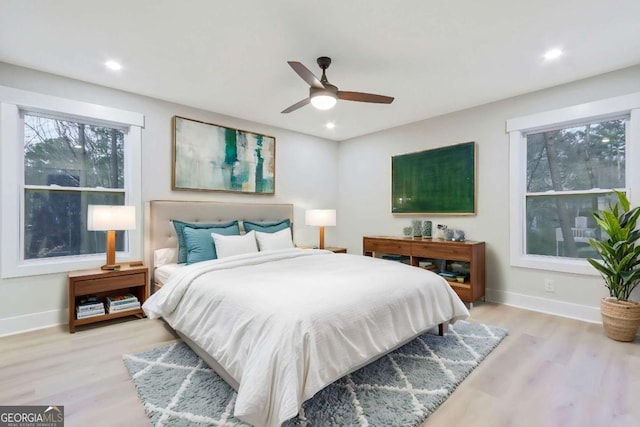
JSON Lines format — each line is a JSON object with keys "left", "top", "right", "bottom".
{"left": 123, "top": 321, "right": 507, "bottom": 427}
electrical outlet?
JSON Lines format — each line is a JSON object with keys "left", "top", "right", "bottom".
{"left": 544, "top": 279, "right": 555, "bottom": 293}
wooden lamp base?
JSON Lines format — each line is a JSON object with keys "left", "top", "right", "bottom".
{"left": 101, "top": 230, "right": 121, "bottom": 270}
{"left": 319, "top": 226, "right": 325, "bottom": 250}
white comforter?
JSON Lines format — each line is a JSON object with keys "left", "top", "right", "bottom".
{"left": 143, "top": 248, "right": 469, "bottom": 427}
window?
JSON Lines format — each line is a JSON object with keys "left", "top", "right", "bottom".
{"left": 508, "top": 92, "right": 640, "bottom": 274}
{"left": 24, "top": 113, "right": 126, "bottom": 259}
{"left": 1, "top": 86, "right": 143, "bottom": 278}
{"left": 526, "top": 118, "right": 626, "bottom": 258}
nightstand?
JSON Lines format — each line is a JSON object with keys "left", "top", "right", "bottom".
{"left": 324, "top": 247, "right": 347, "bottom": 253}
{"left": 68, "top": 263, "right": 149, "bottom": 333}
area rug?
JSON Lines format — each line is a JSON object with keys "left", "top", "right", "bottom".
{"left": 123, "top": 321, "right": 507, "bottom": 426}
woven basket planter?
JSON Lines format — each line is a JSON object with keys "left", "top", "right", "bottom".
{"left": 601, "top": 297, "right": 640, "bottom": 342}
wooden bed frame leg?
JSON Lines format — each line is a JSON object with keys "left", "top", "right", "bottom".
{"left": 438, "top": 323, "right": 444, "bottom": 336}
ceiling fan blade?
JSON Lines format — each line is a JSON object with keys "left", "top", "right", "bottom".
{"left": 338, "top": 91, "right": 394, "bottom": 104}
{"left": 288, "top": 61, "right": 324, "bottom": 89}
{"left": 281, "top": 98, "right": 310, "bottom": 114}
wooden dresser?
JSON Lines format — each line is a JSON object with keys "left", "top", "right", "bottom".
{"left": 363, "top": 236, "right": 485, "bottom": 303}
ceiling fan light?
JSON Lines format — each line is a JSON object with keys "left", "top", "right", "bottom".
{"left": 310, "top": 94, "right": 337, "bottom": 110}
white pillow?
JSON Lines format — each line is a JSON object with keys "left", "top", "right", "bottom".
{"left": 255, "top": 227, "right": 294, "bottom": 251}
{"left": 154, "top": 247, "right": 178, "bottom": 267}
{"left": 211, "top": 230, "right": 258, "bottom": 258}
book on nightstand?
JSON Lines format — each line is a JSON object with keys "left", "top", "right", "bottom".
{"left": 107, "top": 301, "right": 141, "bottom": 313}
{"left": 105, "top": 294, "right": 141, "bottom": 313}
{"left": 76, "top": 302, "right": 104, "bottom": 312}
{"left": 106, "top": 294, "right": 138, "bottom": 306}
{"left": 76, "top": 295, "right": 105, "bottom": 319}
{"left": 76, "top": 305, "right": 105, "bottom": 319}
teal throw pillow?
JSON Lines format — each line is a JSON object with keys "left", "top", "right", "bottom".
{"left": 183, "top": 224, "right": 241, "bottom": 265}
{"left": 243, "top": 219, "right": 291, "bottom": 234}
{"left": 172, "top": 220, "right": 239, "bottom": 264}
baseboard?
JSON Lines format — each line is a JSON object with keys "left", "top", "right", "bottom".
{"left": 485, "top": 288, "right": 602, "bottom": 324}
{"left": 0, "top": 309, "right": 67, "bottom": 337}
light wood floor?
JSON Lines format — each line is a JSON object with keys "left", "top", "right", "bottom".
{"left": 1, "top": 303, "right": 638, "bottom": 427}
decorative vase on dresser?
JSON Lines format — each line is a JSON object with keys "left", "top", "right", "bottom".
{"left": 411, "top": 220, "right": 422, "bottom": 237}
{"left": 422, "top": 220, "right": 432, "bottom": 238}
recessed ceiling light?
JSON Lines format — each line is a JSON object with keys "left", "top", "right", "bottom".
{"left": 105, "top": 60, "right": 122, "bottom": 71}
{"left": 325, "top": 122, "right": 336, "bottom": 129}
{"left": 543, "top": 48, "right": 563, "bottom": 61}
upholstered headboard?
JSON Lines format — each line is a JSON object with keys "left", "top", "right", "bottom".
{"left": 144, "top": 200, "right": 294, "bottom": 281}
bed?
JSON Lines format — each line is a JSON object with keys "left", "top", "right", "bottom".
{"left": 142, "top": 200, "right": 469, "bottom": 427}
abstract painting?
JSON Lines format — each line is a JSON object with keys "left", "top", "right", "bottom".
{"left": 172, "top": 116, "right": 275, "bottom": 194}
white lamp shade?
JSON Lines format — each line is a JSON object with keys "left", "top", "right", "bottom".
{"left": 87, "top": 205, "right": 136, "bottom": 231}
{"left": 305, "top": 209, "right": 336, "bottom": 227}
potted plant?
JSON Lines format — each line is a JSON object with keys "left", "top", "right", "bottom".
{"left": 588, "top": 191, "right": 640, "bottom": 341}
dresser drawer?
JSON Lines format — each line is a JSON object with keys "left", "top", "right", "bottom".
{"left": 412, "top": 244, "right": 471, "bottom": 261}
{"left": 75, "top": 272, "right": 147, "bottom": 296}
{"left": 364, "top": 239, "right": 412, "bottom": 256}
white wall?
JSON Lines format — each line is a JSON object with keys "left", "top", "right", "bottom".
{"left": 338, "top": 65, "right": 640, "bottom": 323}
{"left": 0, "top": 62, "right": 339, "bottom": 336}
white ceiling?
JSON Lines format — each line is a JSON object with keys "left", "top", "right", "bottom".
{"left": 1, "top": 1, "right": 639, "bottom": 141}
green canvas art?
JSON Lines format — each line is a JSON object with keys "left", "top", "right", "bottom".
{"left": 392, "top": 142, "right": 475, "bottom": 214}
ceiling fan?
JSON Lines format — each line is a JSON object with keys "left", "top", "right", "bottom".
{"left": 281, "top": 56, "right": 394, "bottom": 113}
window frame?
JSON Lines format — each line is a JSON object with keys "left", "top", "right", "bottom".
{"left": 0, "top": 85, "right": 144, "bottom": 278}
{"left": 507, "top": 92, "right": 640, "bottom": 275}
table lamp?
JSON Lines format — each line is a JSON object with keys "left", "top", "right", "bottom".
{"left": 305, "top": 209, "right": 336, "bottom": 249}
{"left": 87, "top": 205, "right": 136, "bottom": 270}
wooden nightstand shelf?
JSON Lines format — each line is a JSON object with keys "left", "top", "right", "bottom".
{"left": 68, "top": 264, "right": 149, "bottom": 333}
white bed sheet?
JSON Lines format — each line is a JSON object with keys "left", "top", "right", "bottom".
{"left": 154, "top": 263, "right": 184, "bottom": 286}
{"left": 143, "top": 248, "right": 469, "bottom": 427}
